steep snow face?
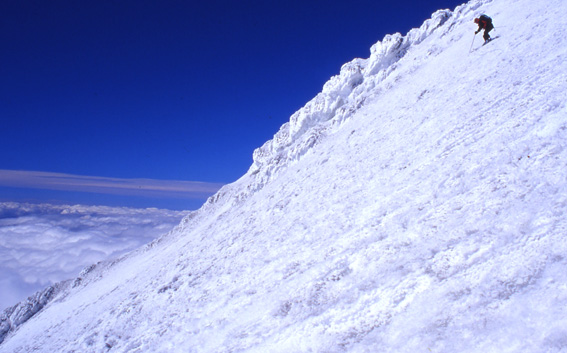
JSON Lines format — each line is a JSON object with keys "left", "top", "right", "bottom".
{"left": 3, "top": 0, "right": 567, "bottom": 351}
{"left": 246, "top": 7, "right": 453, "bottom": 198}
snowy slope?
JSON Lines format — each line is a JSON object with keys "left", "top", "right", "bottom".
{"left": 2, "top": 0, "right": 567, "bottom": 351}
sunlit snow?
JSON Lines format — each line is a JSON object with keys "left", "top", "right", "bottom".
{"left": 2, "top": 0, "right": 567, "bottom": 351}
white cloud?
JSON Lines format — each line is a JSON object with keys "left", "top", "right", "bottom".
{"left": 0, "top": 202, "right": 188, "bottom": 311}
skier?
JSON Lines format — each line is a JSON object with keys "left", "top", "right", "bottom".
{"left": 474, "top": 15, "right": 494, "bottom": 43}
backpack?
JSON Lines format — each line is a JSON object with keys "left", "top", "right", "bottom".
{"left": 479, "top": 14, "right": 492, "bottom": 24}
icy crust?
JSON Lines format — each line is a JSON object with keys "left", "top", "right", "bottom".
{"left": 248, "top": 7, "right": 458, "bottom": 185}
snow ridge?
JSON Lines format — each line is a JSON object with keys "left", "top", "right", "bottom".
{"left": 204, "top": 0, "right": 492, "bottom": 210}
{"left": 0, "top": 0, "right": 483, "bottom": 343}
{"left": 0, "top": 281, "right": 69, "bottom": 344}
{"left": 246, "top": 3, "right": 472, "bottom": 195}
{"left": 4, "top": 0, "right": 567, "bottom": 351}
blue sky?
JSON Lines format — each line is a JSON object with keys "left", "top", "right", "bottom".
{"left": 1, "top": 0, "right": 465, "bottom": 210}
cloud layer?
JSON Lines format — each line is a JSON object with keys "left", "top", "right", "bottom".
{"left": 0, "top": 169, "right": 223, "bottom": 199}
{"left": 0, "top": 202, "right": 188, "bottom": 311}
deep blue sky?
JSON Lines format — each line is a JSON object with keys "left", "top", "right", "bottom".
{"left": 1, "top": 0, "right": 465, "bottom": 210}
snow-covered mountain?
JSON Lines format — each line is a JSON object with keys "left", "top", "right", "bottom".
{"left": 2, "top": 0, "right": 567, "bottom": 351}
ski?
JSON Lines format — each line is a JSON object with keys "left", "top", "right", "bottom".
{"left": 483, "top": 35, "right": 500, "bottom": 45}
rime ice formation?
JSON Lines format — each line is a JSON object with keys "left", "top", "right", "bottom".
{"left": 2, "top": 0, "right": 567, "bottom": 351}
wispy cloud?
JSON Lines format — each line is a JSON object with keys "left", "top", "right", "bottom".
{"left": 0, "top": 170, "right": 224, "bottom": 199}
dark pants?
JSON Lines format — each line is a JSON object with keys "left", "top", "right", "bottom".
{"left": 483, "top": 24, "right": 494, "bottom": 41}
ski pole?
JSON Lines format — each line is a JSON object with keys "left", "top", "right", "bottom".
{"left": 469, "top": 33, "right": 477, "bottom": 53}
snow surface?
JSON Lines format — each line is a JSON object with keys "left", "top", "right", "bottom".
{"left": 2, "top": 0, "right": 567, "bottom": 351}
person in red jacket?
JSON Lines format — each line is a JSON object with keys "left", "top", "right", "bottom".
{"left": 474, "top": 15, "right": 494, "bottom": 43}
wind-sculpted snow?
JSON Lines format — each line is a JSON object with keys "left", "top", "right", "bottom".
{"left": 212, "top": 2, "right": 481, "bottom": 209}
{"left": 3, "top": 0, "right": 567, "bottom": 351}
{"left": 0, "top": 282, "right": 70, "bottom": 345}
{"left": 248, "top": 7, "right": 456, "bottom": 194}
